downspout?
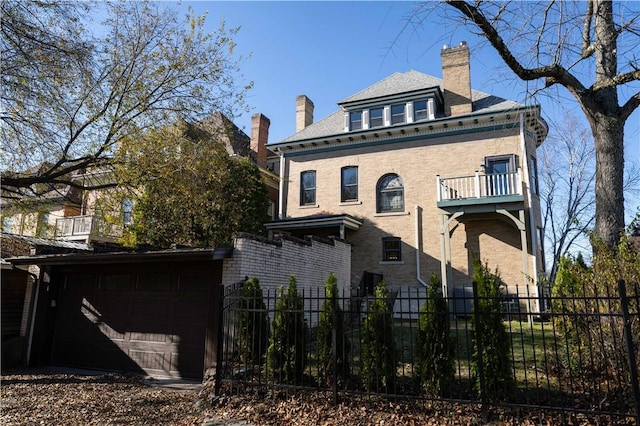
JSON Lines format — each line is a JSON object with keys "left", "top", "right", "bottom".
{"left": 520, "top": 113, "right": 540, "bottom": 314}
{"left": 415, "top": 205, "right": 428, "bottom": 287}
{"left": 278, "top": 152, "right": 285, "bottom": 219}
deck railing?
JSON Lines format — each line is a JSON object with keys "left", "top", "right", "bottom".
{"left": 55, "top": 215, "right": 118, "bottom": 240}
{"left": 437, "top": 170, "right": 522, "bottom": 202}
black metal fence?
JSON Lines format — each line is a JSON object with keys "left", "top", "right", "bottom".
{"left": 216, "top": 280, "right": 640, "bottom": 423}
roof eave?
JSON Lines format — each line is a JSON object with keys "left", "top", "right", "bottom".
{"left": 6, "top": 247, "right": 234, "bottom": 266}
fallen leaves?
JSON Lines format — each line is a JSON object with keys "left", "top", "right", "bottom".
{"left": 0, "top": 371, "right": 203, "bottom": 425}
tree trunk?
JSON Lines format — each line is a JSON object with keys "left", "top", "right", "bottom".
{"left": 591, "top": 113, "right": 625, "bottom": 249}
{"left": 590, "top": 0, "right": 625, "bottom": 249}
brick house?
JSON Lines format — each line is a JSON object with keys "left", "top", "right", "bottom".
{"left": 265, "top": 42, "right": 548, "bottom": 313}
{"left": 1, "top": 112, "right": 280, "bottom": 245}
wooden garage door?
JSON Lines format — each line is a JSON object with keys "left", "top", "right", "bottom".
{"left": 51, "top": 268, "right": 211, "bottom": 379}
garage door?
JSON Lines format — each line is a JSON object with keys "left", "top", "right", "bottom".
{"left": 51, "top": 268, "right": 211, "bottom": 379}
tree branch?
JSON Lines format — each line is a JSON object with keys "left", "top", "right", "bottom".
{"left": 620, "top": 91, "right": 640, "bottom": 122}
{"left": 445, "top": 0, "right": 588, "bottom": 95}
{"left": 581, "top": 0, "right": 595, "bottom": 59}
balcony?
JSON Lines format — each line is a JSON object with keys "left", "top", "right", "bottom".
{"left": 55, "top": 215, "right": 120, "bottom": 242}
{"left": 437, "top": 170, "right": 524, "bottom": 209}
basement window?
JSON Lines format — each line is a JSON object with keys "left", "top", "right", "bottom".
{"left": 382, "top": 237, "right": 402, "bottom": 261}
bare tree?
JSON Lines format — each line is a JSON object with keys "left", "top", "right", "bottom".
{"left": 416, "top": 1, "right": 640, "bottom": 249}
{"left": 540, "top": 115, "right": 595, "bottom": 283}
{"left": 1, "top": 1, "right": 250, "bottom": 202}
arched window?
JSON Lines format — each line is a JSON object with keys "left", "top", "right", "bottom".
{"left": 377, "top": 174, "right": 404, "bottom": 213}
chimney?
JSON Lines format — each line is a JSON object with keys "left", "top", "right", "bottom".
{"left": 441, "top": 41, "right": 472, "bottom": 116}
{"left": 296, "top": 95, "right": 314, "bottom": 132}
{"left": 250, "top": 113, "right": 270, "bottom": 166}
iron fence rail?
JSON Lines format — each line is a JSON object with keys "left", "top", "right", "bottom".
{"left": 217, "top": 280, "right": 639, "bottom": 423}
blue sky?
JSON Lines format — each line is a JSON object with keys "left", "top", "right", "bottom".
{"left": 183, "top": 1, "right": 541, "bottom": 142}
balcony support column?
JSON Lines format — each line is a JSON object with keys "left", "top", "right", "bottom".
{"left": 439, "top": 210, "right": 463, "bottom": 300}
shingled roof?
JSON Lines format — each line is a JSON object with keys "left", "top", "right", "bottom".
{"left": 280, "top": 70, "right": 522, "bottom": 143}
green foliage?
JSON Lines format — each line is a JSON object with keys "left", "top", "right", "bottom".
{"left": 266, "top": 276, "right": 307, "bottom": 384}
{"left": 237, "top": 278, "right": 269, "bottom": 367}
{"left": 317, "top": 273, "right": 351, "bottom": 387}
{"left": 116, "top": 122, "right": 269, "bottom": 248}
{"left": 2, "top": 0, "right": 251, "bottom": 200}
{"left": 361, "top": 281, "right": 397, "bottom": 393}
{"left": 415, "top": 273, "right": 454, "bottom": 396}
{"left": 551, "top": 235, "right": 640, "bottom": 393}
{"left": 471, "top": 258, "right": 514, "bottom": 403}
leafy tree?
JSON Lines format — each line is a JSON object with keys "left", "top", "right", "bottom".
{"left": 415, "top": 273, "right": 454, "bottom": 396}
{"left": 413, "top": 1, "right": 640, "bottom": 249}
{"left": 1, "top": 0, "right": 250, "bottom": 202}
{"left": 361, "top": 280, "right": 397, "bottom": 393}
{"left": 266, "top": 276, "right": 307, "bottom": 385}
{"left": 471, "top": 258, "right": 514, "bottom": 403}
{"left": 237, "top": 277, "right": 269, "bottom": 368}
{"left": 113, "top": 120, "right": 268, "bottom": 248}
{"left": 317, "top": 273, "right": 351, "bottom": 387}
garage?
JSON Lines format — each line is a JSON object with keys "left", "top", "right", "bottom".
{"left": 11, "top": 248, "right": 230, "bottom": 380}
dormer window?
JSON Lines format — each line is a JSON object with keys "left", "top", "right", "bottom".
{"left": 343, "top": 93, "right": 440, "bottom": 133}
{"left": 350, "top": 111, "right": 362, "bottom": 131}
{"left": 391, "top": 104, "right": 405, "bottom": 125}
{"left": 369, "top": 107, "right": 383, "bottom": 128}
{"left": 414, "top": 100, "right": 428, "bottom": 121}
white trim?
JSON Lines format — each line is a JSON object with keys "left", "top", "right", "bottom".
{"left": 374, "top": 211, "right": 410, "bottom": 217}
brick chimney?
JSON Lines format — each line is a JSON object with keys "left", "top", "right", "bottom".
{"left": 296, "top": 95, "right": 314, "bottom": 132}
{"left": 441, "top": 41, "right": 472, "bottom": 116}
{"left": 251, "top": 113, "right": 270, "bottom": 166}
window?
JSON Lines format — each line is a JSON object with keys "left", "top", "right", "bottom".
{"left": 377, "top": 174, "right": 404, "bottom": 212}
{"left": 414, "top": 100, "right": 428, "bottom": 121}
{"left": 382, "top": 237, "right": 402, "bottom": 261}
{"left": 36, "top": 212, "right": 50, "bottom": 236}
{"left": 341, "top": 166, "right": 358, "bottom": 202}
{"left": 300, "top": 170, "right": 316, "bottom": 205}
{"left": 350, "top": 111, "right": 362, "bottom": 131}
{"left": 122, "top": 198, "right": 133, "bottom": 226}
{"left": 485, "top": 155, "right": 516, "bottom": 196}
{"left": 369, "top": 107, "right": 383, "bottom": 128}
{"left": 2, "top": 216, "right": 13, "bottom": 233}
{"left": 530, "top": 156, "right": 539, "bottom": 195}
{"left": 391, "top": 104, "right": 405, "bottom": 124}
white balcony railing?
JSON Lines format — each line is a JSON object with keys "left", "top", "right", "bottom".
{"left": 55, "top": 215, "right": 119, "bottom": 240}
{"left": 437, "top": 170, "right": 522, "bottom": 202}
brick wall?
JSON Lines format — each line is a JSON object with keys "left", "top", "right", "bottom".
{"left": 282, "top": 126, "right": 533, "bottom": 290}
{"left": 222, "top": 233, "right": 351, "bottom": 295}
{"left": 222, "top": 233, "right": 352, "bottom": 326}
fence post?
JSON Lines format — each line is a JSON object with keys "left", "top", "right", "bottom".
{"left": 472, "top": 281, "right": 488, "bottom": 423}
{"left": 214, "top": 283, "right": 225, "bottom": 397}
{"left": 618, "top": 280, "right": 640, "bottom": 425}
{"left": 332, "top": 289, "right": 338, "bottom": 405}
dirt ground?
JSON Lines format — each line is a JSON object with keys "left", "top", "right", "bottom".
{"left": 1, "top": 369, "right": 636, "bottom": 425}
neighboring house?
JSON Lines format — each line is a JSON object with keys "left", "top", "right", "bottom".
{"left": 19, "top": 112, "right": 280, "bottom": 244}
{"left": 265, "top": 42, "right": 548, "bottom": 313}
{"left": 1, "top": 184, "right": 82, "bottom": 239}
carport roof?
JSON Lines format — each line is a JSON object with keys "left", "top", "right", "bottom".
{"left": 6, "top": 246, "right": 233, "bottom": 265}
